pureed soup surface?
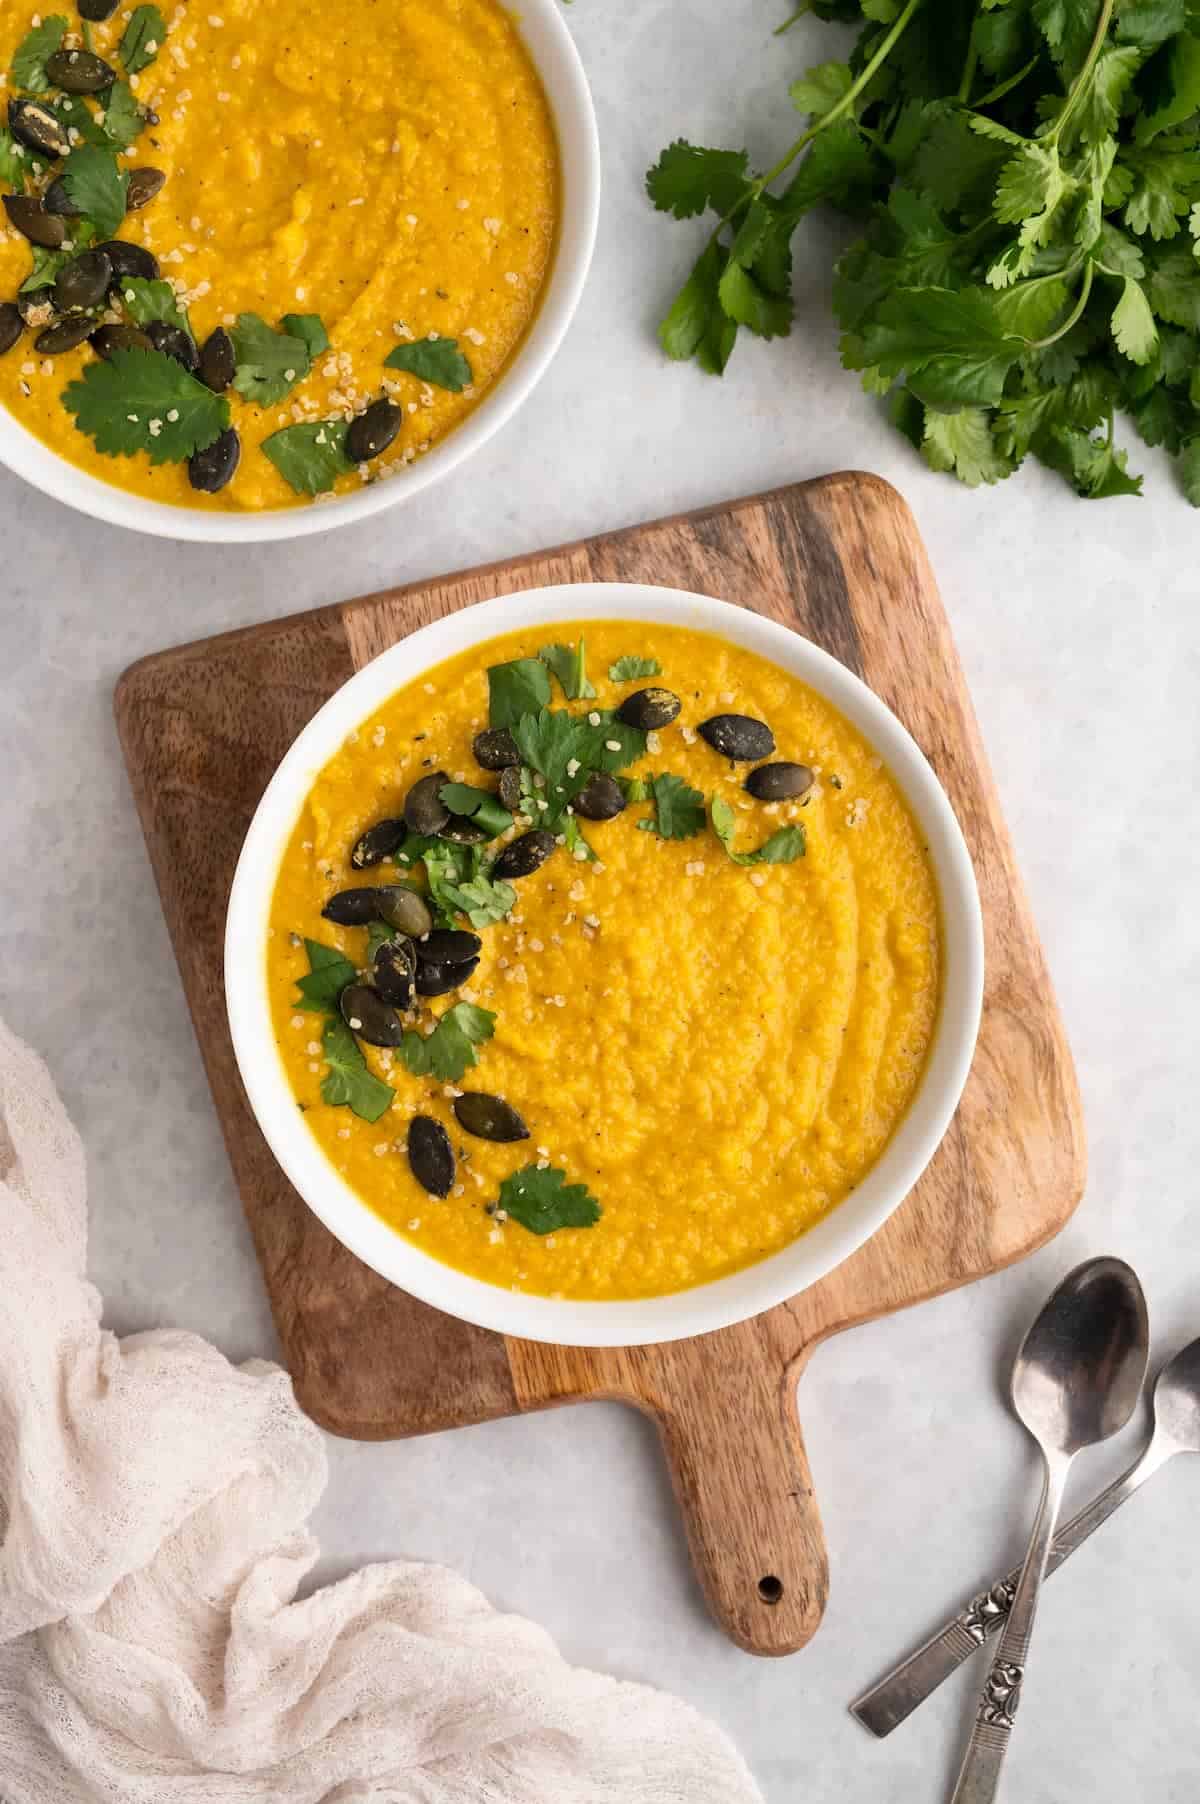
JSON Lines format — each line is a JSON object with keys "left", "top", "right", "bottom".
{"left": 268, "top": 623, "right": 943, "bottom": 1300}
{"left": 267, "top": 623, "right": 942, "bottom": 1301}
{"left": 0, "top": 0, "right": 557, "bottom": 509}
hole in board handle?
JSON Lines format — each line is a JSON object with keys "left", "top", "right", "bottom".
{"left": 757, "top": 1574, "right": 784, "bottom": 1605}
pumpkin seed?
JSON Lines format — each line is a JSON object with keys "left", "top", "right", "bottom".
{"left": 491, "top": 829, "right": 556, "bottom": 881}
{"left": 147, "top": 319, "right": 198, "bottom": 371}
{"left": 188, "top": 427, "right": 240, "bottom": 494}
{"left": 375, "top": 884, "right": 434, "bottom": 938}
{"left": 373, "top": 936, "right": 416, "bottom": 1006}
{"left": 79, "top": 0, "right": 121, "bottom": 18}
{"left": 404, "top": 770, "right": 450, "bottom": 835}
{"left": 0, "top": 305, "right": 23, "bottom": 358}
{"left": 199, "top": 326, "right": 235, "bottom": 393}
{"left": 45, "top": 48, "right": 118, "bottom": 93}
{"left": 3, "top": 194, "right": 65, "bottom": 249}
{"left": 745, "top": 761, "right": 813, "bottom": 802}
{"left": 345, "top": 397, "right": 401, "bottom": 463}
{"left": 35, "top": 314, "right": 96, "bottom": 354}
{"left": 101, "top": 240, "right": 160, "bottom": 283}
{"left": 573, "top": 771, "right": 625, "bottom": 821}
{"left": 90, "top": 321, "right": 153, "bottom": 357}
{"left": 698, "top": 713, "right": 776, "bottom": 761}
{"left": 472, "top": 727, "right": 521, "bottom": 771}
{"left": 453, "top": 1093, "right": 530, "bottom": 1143}
{"left": 351, "top": 817, "right": 408, "bottom": 869}
{"left": 616, "top": 686, "right": 681, "bottom": 730}
{"left": 54, "top": 248, "right": 112, "bottom": 314}
{"left": 17, "top": 290, "right": 57, "bottom": 331}
{"left": 125, "top": 167, "right": 166, "bottom": 212}
{"left": 415, "top": 929, "right": 481, "bottom": 968}
{"left": 414, "top": 957, "right": 479, "bottom": 997}
{"left": 322, "top": 887, "right": 385, "bottom": 926}
{"left": 408, "top": 1115, "right": 455, "bottom": 1197}
{"left": 339, "top": 982, "right": 404, "bottom": 1047}
{"left": 43, "top": 177, "right": 82, "bottom": 217}
{"left": 8, "top": 100, "right": 71, "bottom": 160}
{"left": 497, "top": 764, "right": 523, "bottom": 811}
{"left": 438, "top": 817, "right": 488, "bottom": 844}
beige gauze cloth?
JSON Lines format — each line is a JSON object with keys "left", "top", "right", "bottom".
{"left": 0, "top": 1018, "right": 763, "bottom": 1803}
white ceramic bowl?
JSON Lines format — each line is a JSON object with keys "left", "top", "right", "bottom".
{"left": 226, "top": 583, "right": 985, "bottom": 1346}
{"left": 0, "top": 1, "right": 599, "bottom": 544}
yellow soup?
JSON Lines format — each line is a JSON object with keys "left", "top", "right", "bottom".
{"left": 266, "top": 623, "right": 943, "bottom": 1302}
{"left": 0, "top": 0, "right": 558, "bottom": 509}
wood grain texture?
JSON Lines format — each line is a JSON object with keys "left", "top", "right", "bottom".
{"left": 115, "top": 471, "right": 1085, "bottom": 1657}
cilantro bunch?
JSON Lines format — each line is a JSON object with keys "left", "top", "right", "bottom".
{"left": 648, "top": 0, "right": 1200, "bottom": 502}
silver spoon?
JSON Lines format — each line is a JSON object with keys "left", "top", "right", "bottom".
{"left": 851, "top": 1335, "right": 1200, "bottom": 1737}
{"left": 947, "top": 1257, "right": 1149, "bottom": 1804}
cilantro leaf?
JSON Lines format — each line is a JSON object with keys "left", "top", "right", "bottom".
{"left": 119, "top": 277, "right": 189, "bottom": 331}
{"left": 495, "top": 1164, "right": 601, "bottom": 1235}
{"left": 62, "top": 347, "right": 230, "bottom": 465}
{"left": 790, "top": 60, "right": 855, "bottom": 117}
{"left": 1111, "top": 274, "right": 1159, "bottom": 361}
{"left": 98, "top": 81, "right": 144, "bottom": 152}
{"left": 433, "top": 868, "right": 517, "bottom": 929}
{"left": 367, "top": 918, "right": 399, "bottom": 959}
{"left": 262, "top": 419, "right": 352, "bottom": 495}
{"left": 1148, "top": 250, "right": 1200, "bottom": 327}
{"left": 231, "top": 312, "right": 313, "bottom": 406}
{"left": 538, "top": 638, "right": 596, "bottom": 700}
{"left": 1176, "top": 436, "right": 1200, "bottom": 504}
{"left": 718, "top": 258, "right": 792, "bottom": 339}
{"left": 281, "top": 314, "right": 329, "bottom": 360}
{"left": 12, "top": 15, "right": 67, "bottom": 93}
{"left": 512, "top": 707, "right": 596, "bottom": 798}
{"left": 642, "top": 772, "right": 706, "bottom": 839}
{"left": 384, "top": 336, "right": 473, "bottom": 391}
{"left": 856, "top": 287, "right": 1025, "bottom": 409}
{"left": 0, "top": 130, "right": 27, "bottom": 190}
{"left": 711, "top": 795, "right": 806, "bottom": 865}
{"left": 321, "top": 1016, "right": 395, "bottom": 1123}
{"left": 923, "top": 407, "right": 1015, "bottom": 484}
{"left": 618, "top": 773, "right": 652, "bottom": 803}
{"left": 487, "top": 657, "right": 552, "bottom": 730}
{"left": 659, "top": 239, "right": 737, "bottom": 373}
{"left": 399, "top": 1003, "right": 495, "bottom": 1083}
{"left": 21, "top": 244, "right": 72, "bottom": 296}
{"left": 646, "top": 141, "right": 753, "bottom": 219}
{"left": 295, "top": 938, "right": 357, "bottom": 1012}
{"left": 1035, "top": 422, "right": 1144, "bottom": 494}
{"left": 609, "top": 655, "right": 661, "bottom": 681}
{"left": 61, "top": 145, "right": 129, "bottom": 239}
{"left": 120, "top": 5, "right": 167, "bottom": 76}
{"left": 439, "top": 781, "right": 513, "bottom": 838}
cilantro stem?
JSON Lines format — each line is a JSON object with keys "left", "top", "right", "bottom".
{"left": 714, "top": 0, "right": 923, "bottom": 243}
{"left": 957, "top": 19, "right": 980, "bottom": 105}
{"left": 1046, "top": 0, "right": 1115, "bottom": 145}
{"left": 1028, "top": 261, "right": 1094, "bottom": 349}
{"left": 774, "top": 2, "right": 810, "bottom": 34}
{"left": 973, "top": 53, "right": 1042, "bottom": 110}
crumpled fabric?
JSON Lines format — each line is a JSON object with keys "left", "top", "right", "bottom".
{"left": 0, "top": 1017, "right": 762, "bottom": 1802}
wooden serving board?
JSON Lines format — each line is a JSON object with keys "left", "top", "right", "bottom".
{"left": 115, "top": 472, "right": 1085, "bottom": 1658}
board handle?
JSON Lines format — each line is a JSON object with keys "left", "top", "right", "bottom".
{"left": 645, "top": 1330, "right": 828, "bottom": 1656}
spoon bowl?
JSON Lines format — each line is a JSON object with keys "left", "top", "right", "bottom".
{"left": 1010, "top": 1256, "right": 1150, "bottom": 1458}
{"left": 1150, "top": 1337, "right": 1200, "bottom": 1455}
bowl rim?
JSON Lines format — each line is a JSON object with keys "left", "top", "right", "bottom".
{"left": 225, "top": 582, "right": 985, "bottom": 1347}
{"left": 0, "top": 0, "right": 600, "bottom": 544}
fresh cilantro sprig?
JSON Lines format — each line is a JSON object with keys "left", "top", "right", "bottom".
{"left": 295, "top": 938, "right": 357, "bottom": 1012}
{"left": 711, "top": 796, "right": 806, "bottom": 866}
{"left": 649, "top": 0, "right": 1200, "bottom": 501}
{"left": 231, "top": 312, "right": 325, "bottom": 406}
{"left": 12, "top": 15, "right": 67, "bottom": 92}
{"left": 61, "top": 145, "right": 128, "bottom": 238}
{"left": 120, "top": 278, "right": 189, "bottom": 332}
{"left": 384, "top": 335, "right": 473, "bottom": 391}
{"left": 62, "top": 347, "right": 231, "bottom": 465}
{"left": 263, "top": 419, "right": 352, "bottom": 495}
{"left": 487, "top": 656, "right": 553, "bottom": 729}
{"left": 637, "top": 772, "right": 707, "bottom": 839}
{"left": 120, "top": 5, "right": 167, "bottom": 76}
{"left": 539, "top": 638, "right": 597, "bottom": 700}
{"left": 609, "top": 654, "right": 661, "bottom": 682}
{"left": 495, "top": 1164, "right": 602, "bottom": 1235}
{"left": 321, "top": 1016, "right": 395, "bottom": 1122}
{"left": 399, "top": 1002, "right": 495, "bottom": 1082}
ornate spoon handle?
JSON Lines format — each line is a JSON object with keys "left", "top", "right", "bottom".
{"left": 850, "top": 1440, "right": 1167, "bottom": 1738}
